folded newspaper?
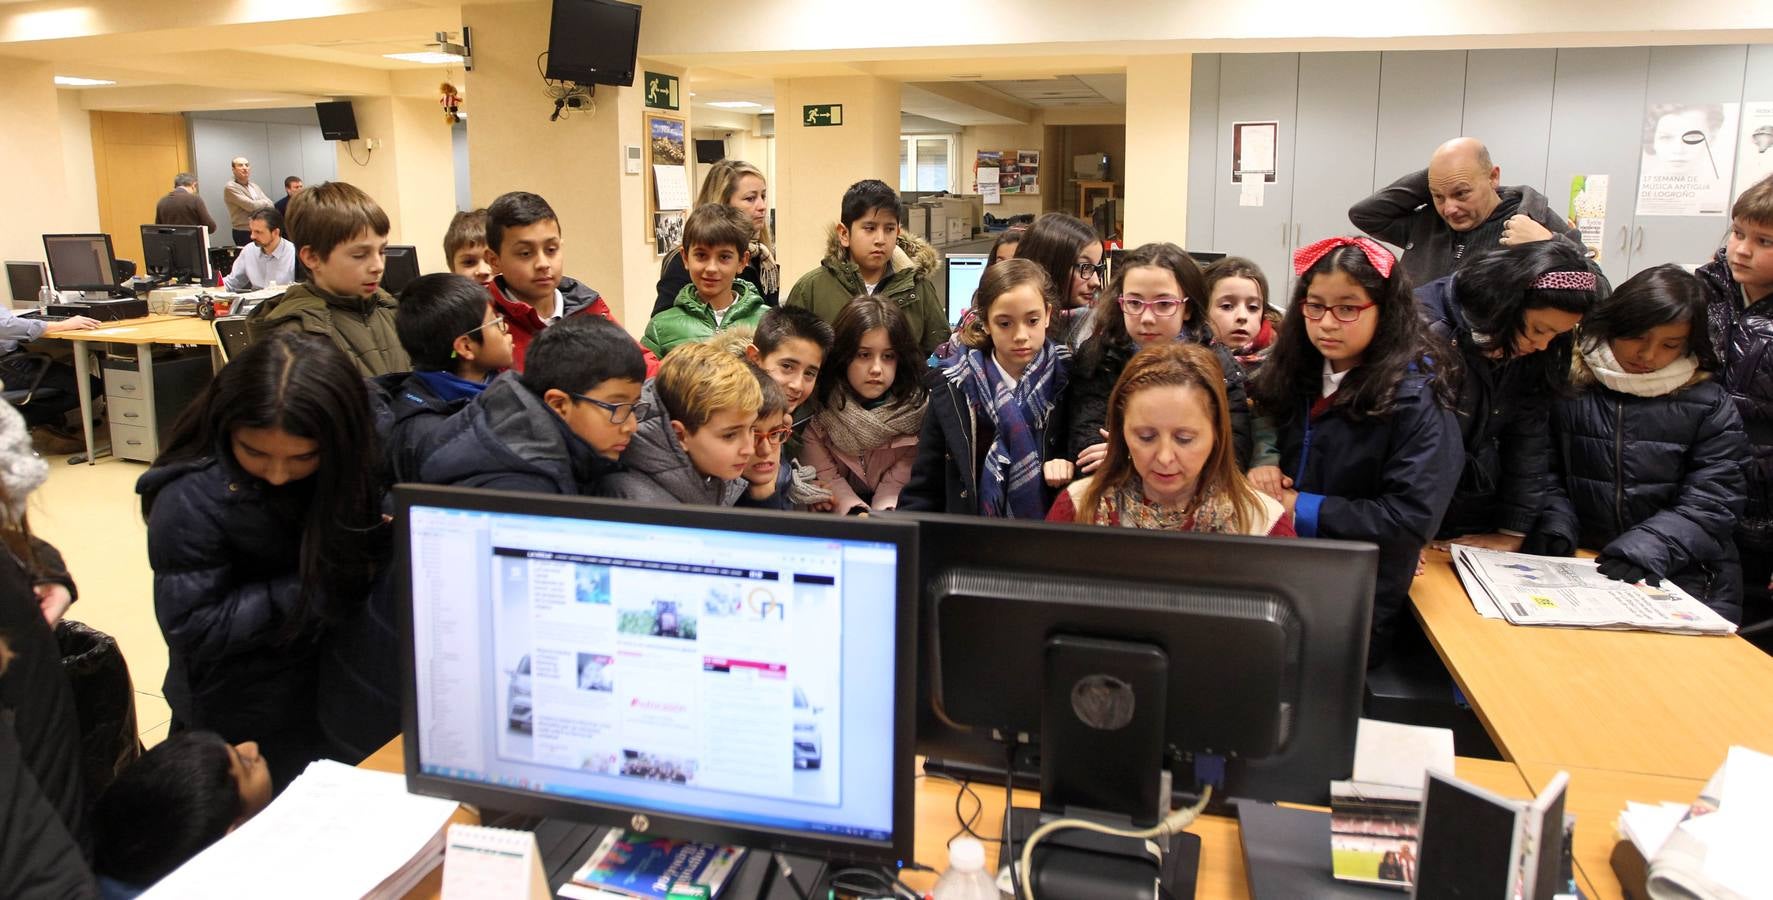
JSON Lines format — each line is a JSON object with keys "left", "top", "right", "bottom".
{"left": 1449, "top": 546, "right": 1736, "bottom": 635}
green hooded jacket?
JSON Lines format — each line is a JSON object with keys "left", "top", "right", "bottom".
{"left": 245, "top": 282, "right": 410, "bottom": 376}
{"left": 785, "top": 227, "right": 947, "bottom": 356}
{"left": 642, "top": 278, "right": 768, "bottom": 357}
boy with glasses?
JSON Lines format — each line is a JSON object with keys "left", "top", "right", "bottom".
{"left": 420, "top": 316, "right": 645, "bottom": 495}
{"left": 376, "top": 274, "right": 515, "bottom": 483}
{"left": 597, "top": 341, "right": 762, "bottom": 506}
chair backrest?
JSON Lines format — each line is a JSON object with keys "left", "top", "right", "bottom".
{"left": 212, "top": 316, "right": 253, "bottom": 364}
{"left": 0, "top": 352, "right": 51, "bottom": 404}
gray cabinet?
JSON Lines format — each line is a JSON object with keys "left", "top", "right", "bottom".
{"left": 1545, "top": 47, "right": 1651, "bottom": 286}
{"left": 1461, "top": 49, "right": 1559, "bottom": 194}
{"left": 1374, "top": 51, "right": 1468, "bottom": 187}
{"left": 1209, "top": 53, "right": 1299, "bottom": 292}
{"left": 1290, "top": 52, "right": 1381, "bottom": 294}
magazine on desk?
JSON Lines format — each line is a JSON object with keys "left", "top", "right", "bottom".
{"left": 1449, "top": 546, "right": 1736, "bottom": 635}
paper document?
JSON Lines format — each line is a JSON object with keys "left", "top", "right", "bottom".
{"left": 142, "top": 760, "right": 460, "bottom": 899}
{"left": 653, "top": 164, "right": 691, "bottom": 211}
{"left": 1450, "top": 545, "right": 1736, "bottom": 635}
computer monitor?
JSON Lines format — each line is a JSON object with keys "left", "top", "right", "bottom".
{"left": 944, "top": 254, "right": 988, "bottom": 327}
{"left": 5, "top": 261, "right": 47, "bottom": 307}
{"left": 140, "top": 224, "right": 210, "bottom": 284}
{"left": 545, "top": 0, "right": 642, "bottom": 87}
{"left": 383, "top": 246, "right": 422, "bottom": 296}
{"left": 42, "top": 234, "right": 120, "bottom": 295}
{"left": 316, "top": 100, "right": 359, "bottom": 141}
{"left": 396, "top": 486, "right": 918, "bottom": 867}
{"left": 905, "top": 512, "right": 1375, "bottom": 811}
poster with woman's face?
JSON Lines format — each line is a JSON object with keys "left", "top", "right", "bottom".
{"left": 1734, "top": 102, "right": 1773, "bottom": 205}
{"left": 1636, "top": 101, "right": 1740, "bottom": 217}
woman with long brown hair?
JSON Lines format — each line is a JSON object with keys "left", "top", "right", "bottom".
{"left": 1049, "top": 342, "right": 1291, "bottom": 535}
{"left": 653, "top": 159, "right": 780, "bottom": 313}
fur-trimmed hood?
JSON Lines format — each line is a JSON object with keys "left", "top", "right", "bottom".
{"left": 820, "top": 223, "right": 940, "bottom": 280}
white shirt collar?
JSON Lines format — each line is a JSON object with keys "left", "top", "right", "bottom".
{"left": 991, "top": 354, "right": 1021, "bottom": 391}
{"left": 1321, "top": 359, "right": 1351, "bottom": 398}
{"left": 544, "top": 288, "right": 565, "bottom": 324}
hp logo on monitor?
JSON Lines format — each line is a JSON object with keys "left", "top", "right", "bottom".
{"left": 631, "top": 814, "right": 650, "bottom": 833}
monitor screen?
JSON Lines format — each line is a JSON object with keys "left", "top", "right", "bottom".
{"left": 401, "top": 492, "right": 912, "bottom": 861}
{"left": 5, "top": 261, "right": 46, "bottom": 305}
{"left": 140, "top": 225, "right": 209, "bottom": 283}
{"left": 316, "top": 101, "right": 359, "bottom": 141}
{"left": 944, "top": 254, "right": 987, "bottom": 327}
{"left": 545, "top": 0, "right": 642, "bottom": 86}
{"left": 42, "top": 234, "right": 117, "bottom": 292}
{"left": 382, "top": 245, "right": 421, "bottom": 296}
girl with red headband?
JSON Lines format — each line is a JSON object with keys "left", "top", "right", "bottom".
{"left": 1249, "top": 236, "right": 1462, "bottom": 667}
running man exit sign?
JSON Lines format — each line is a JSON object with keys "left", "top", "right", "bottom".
{"left": 802, "top": 104, "right": 843, "bottom": 127}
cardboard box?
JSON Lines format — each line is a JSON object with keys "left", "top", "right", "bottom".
{"left": 947, "top": 219, "right": 970, "bottom": 243}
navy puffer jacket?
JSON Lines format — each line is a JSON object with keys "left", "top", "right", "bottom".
{"left": 1697, "top": 248, "right": 1773, "bottom": 547}
{"left": 1529, "top": 358, "right": 1750, "bottom": 621}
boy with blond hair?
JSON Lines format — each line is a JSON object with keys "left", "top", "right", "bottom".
{"left": 597, "top": 341, "right": 761, "bottom": 506}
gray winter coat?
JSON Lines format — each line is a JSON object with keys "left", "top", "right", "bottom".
{"left": 596, "top": 381, "right": 748, "bottom": 506}
{"left": 1349, "top": 168, "right": 1585, "bottom": 287}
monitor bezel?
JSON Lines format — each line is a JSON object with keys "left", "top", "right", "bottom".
{"left": 41, "top": 233, "right": 119, "bottom": 293}
{"left": 544, "top": 0, "right": 643, "bottom": 87}
{"left": 394, "top": 485, "right": 919, "bottom": 866}
{"left": 4, "top": 260, "right": 48, "bottom": 306}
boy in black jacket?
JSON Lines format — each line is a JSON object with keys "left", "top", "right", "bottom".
{"left": 376, "top": 274, "right": 514, "bottom": 483}
{"left": 419, "top": 316, "right": 645, "bottom": 495}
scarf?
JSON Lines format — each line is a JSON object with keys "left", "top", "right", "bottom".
{"left": 750, "top": 241, "right": 780, "bottom": 297}
{"left": 813, "top": 392, "right": 927, "bottom": 457}
{"left": 1582, "top": 343, "right": 1699, "bottom": 398}
{"left": 1098, "top": 476, "right": 1246, "bottom": 534}
{"left": 948, "top": 342, "right": 1069, "bottom": 518}
{"left": 414, "top": 370, "right": 492, "bottom": 403}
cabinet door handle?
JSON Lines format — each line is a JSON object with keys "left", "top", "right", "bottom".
{"left": 1619, "top": 225, "right": 1630, "bottom": 251}
{"left": 1295, "top": 223, "right": 1303, "bottom": 245}
{"left": 1634, "top": 226, "right": 1645, "bottom": 254}
{"left": 1281, "top": 223, "right": 1288, "bottom": 247}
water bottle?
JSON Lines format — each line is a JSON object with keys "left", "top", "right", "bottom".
{"left": 933, "top": 837, "right": 1000, "bottom": 900}
{"left": 37, "top": 284, "right": 54, "bottom": 313}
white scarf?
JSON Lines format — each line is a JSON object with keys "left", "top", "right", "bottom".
{"left": 1582, "top": 343, "right": 1699, "bottom": 398}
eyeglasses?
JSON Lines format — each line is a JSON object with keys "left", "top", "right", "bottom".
{"left": 1074, "top": 261, "right": 1107, "bottom": 281}
{"left": 456, "top": 315, "right": 508, "bottom": 340}
{"left": 1118, "top": 296, "right": 1185, "bottom": 318}
{"left": 1300, "top": 302, "right": 1376, "bottom": 323}
{"left": 570, "top": 393, "right": 649, "bottom": 424}
{"left": 752, "top": 427, "right": 793, "bottom": 447}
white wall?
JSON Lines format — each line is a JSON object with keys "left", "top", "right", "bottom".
{"left": 57, "top": 90, "right": 100, "bottom": 235}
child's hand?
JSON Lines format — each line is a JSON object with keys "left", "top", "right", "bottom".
{"left": 810, "top": 499, "right": 836, "bottom": 513}
{"left": 35, "top": 583, "right": 72, "bottom": 627}
{"left": 1250, "top": 466, "right": 1291, "bottom": 498}
{"left": 1077, "top": 434, "right": 1110, "bottom": 475}
{"left": 1043, "top": 459, "right": 1076, "bottom": 487}
{"left": 1280, "top": 489, "right": 1299, "bottom": 519}
{"left": 1447, "top": 532, "right": 1524, "bottom": 553}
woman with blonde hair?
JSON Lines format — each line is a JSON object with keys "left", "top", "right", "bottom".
{"left": 653, "top": 159, "right": 780, "bottom": 313}
{"left": 1049, "top": 342, "right": 1292, "bottom": 535}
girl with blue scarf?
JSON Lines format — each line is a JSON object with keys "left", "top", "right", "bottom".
{"left": 902, "top": 258, "right": 1073, "bottom": 517}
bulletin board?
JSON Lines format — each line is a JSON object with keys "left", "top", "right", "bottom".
{"left": 645, "top": 112, "right": 690, "bottom": 249}
{"left": 973, "top": 149, "right": 1040, "bottom": 206}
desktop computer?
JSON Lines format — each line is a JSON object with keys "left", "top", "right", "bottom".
{"left": 140, "top": 224, "right": 211, "bottom": 285}
{"left": 43, "top": 233, "right": 148, "bottom": 319}
{"left": 943, "top": 254, "right": 988, "bottom": 327}
{"left": 5, "top": 260, "right": 48, "bottom": 307}
{"left": 395, "top": 487, "right": 918, "bottom": 894}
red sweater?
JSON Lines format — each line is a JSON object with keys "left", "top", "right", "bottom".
{"left": 489, "top": 276, "right": 660, "bottom": 376}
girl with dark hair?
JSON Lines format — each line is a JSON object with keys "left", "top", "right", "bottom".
{"left": 933, "top": 225, "right": 1031, "bottom": 361}
{"left": 1528, "top": 265, "right": 1749, "bottom": 621}
{"left": 801, "top": 296, "right": 929, "bottom": 514}
{"left": 137, "top": 331, "right": 385, "bottom": 789}
{"left": 1415, "top": 240, "right": 1601, "bottom": 548}
{"left": 902, "top": 258, "right": 1073, "bottom": 516}
{"left": 1066, "top": 243, "right": 1253, "bottom": 474}
{"left": 1203, "top": 256, "right": 1280, "bottom": 371}
{"left": 1049, "top": 342, "right": 1291, "bottom": 535}
{"left": 1249, "top": 237, "right": 1462, "bottom": 664}
{"left": 1014, "top": 213, "right": 1102, "bottom": 345}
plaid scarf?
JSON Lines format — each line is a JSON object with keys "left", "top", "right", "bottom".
{"left": 947, "top": 342, "right": 1069, "bottom": 518}
{"left": 1099, "top": 476, "right": 1244, "bottom": 533}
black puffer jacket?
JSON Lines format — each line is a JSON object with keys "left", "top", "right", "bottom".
{"left": 1697, "top": 248, "right": 1773, "bottom": 546}
{"left": 1417, "top": 275, "right": 1557, "bottom": 536}
{"left": 370, "top": 372, "right": 475, "bottom": 486}
{"left": 136, "top": 458, "right": 331, "bottom": 789}
{"left": 901, "top": 360, "right": 1070, "bottom": 516}
{"left": 419, "top": 371, "right": 621, "bottom": 495}
{"left": 1064, "top": 333, "right": 1253, "bottom": 468}
{"left": 0, "top": 538, "right": 88, "bottom": 863}
{"left": 1530, "top": 360, "right": 1750, "bottom": 621}
{"left": 0, "top": 713, "right": 95, "bottom": 899}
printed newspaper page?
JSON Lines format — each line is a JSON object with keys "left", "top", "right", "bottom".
{"left": 1450, "top": 546, "right": 1736, "bottom": 635}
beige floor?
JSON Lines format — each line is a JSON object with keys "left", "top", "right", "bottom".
{"left": 32, "top": 451, "right": 171, "bottom": 748}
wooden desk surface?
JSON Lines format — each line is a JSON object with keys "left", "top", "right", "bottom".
{"left": 1518, "top": 763, "right": 1705, "bottom": 900}
{"left": 1411, "top": 550, "right": 1773, "bottom": 780}
{"left": 34, "top": 314, "right": 219, "bottom": 346}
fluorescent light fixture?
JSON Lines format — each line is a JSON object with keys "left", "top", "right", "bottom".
{"left": 760, "top": 108, "right": 775, "bottom": 115}
{"left": 383, "top": 51, "right": 462, "bottom": 64}
{"left": 55, "top": 75, "right": 115, "bottom": 87}
{"left": 706, "top": 100, "right": 762, "bottom": 109}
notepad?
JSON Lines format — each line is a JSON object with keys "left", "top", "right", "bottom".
{"left": 441, "top": 824, "right": 549, "bottom": 900}
{"left": 140, "top": 760, "right": 460, "bottom": 899}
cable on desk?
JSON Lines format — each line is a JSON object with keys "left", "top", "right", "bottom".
{"left": 1015, "top": 786, "right": 1213, "bottom": 900}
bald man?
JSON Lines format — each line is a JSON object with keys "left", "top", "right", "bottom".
{"left": 223, "top": 156, "right": 273, "bottom": 247}
{"left": 1350, "top": 138, "right": 1583, "bottom": 286}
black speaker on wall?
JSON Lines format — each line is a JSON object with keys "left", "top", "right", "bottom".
{"left": 316, "top": 101, "right": 360, "bottom": 141}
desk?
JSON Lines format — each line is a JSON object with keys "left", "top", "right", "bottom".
{"left": 1410, "top": 549, "right": 1773, "bottom": 780}
{"left": 358, "top": 738, "right": 1536, "bottom": 899}
{"left": 1518, "top": 763, "right": 1704, "bottom": 900}
{"left": 35, "top": 315, "right": 219, "bottom": 465}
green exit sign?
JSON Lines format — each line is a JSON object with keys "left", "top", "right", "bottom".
{"left": 643, "top": 71, "right": 679, "bottom": 110}
{"left": 802, "top": 104, "right": 843, "bottom": 127}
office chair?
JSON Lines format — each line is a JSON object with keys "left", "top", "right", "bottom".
{"left": 0, "top": 352, "right": 69, "bottom": 426}
{"left": 212, "top": 316, "right": 253, "bottom": 364}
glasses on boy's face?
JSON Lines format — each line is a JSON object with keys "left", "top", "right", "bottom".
{"left": 1074, "top": 261, "right": 1107, "bottom": 281}
{"left": 1300, "top": 301, "right": 1376, "bottom": 323}
{"left": 458, "top": 316, "right": 509, "bottom": 340}
{"left": 752, "top": 427, "right": 793, "bottom": 447}
{"left": 1117, "top": 296, "right": 1184, "bottom": 318}
{"left": 570, "top": 394, "right": 649, "bottom": 424}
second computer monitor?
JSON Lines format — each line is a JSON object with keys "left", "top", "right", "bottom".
{"left": 944, "top": 254, "right": 987, "bottom": 327}
{"left": 140, "top": 225, "right": 210, "bottom": 284}
{"left": 42, "top": 234, "right": 119, "bottom": 294}
{"left": 5, "top": 261, "right": 47, "bottom": 307}
{"left": 383, "top": 245, "right": 421, "bottom": 296}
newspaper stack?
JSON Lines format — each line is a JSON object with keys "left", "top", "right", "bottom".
{"left": 1449, "top": 546, "right": 1737, "bottom": 635}
{"left": 1624, "top": 746, "right": 1773, "bottom": 898}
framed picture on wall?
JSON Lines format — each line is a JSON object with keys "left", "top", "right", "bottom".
{"left": 645, "top": 112, "right": 689, "bottom": 245}
{"left": 654, "top": 211, "right": 685, "bottom": 255}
